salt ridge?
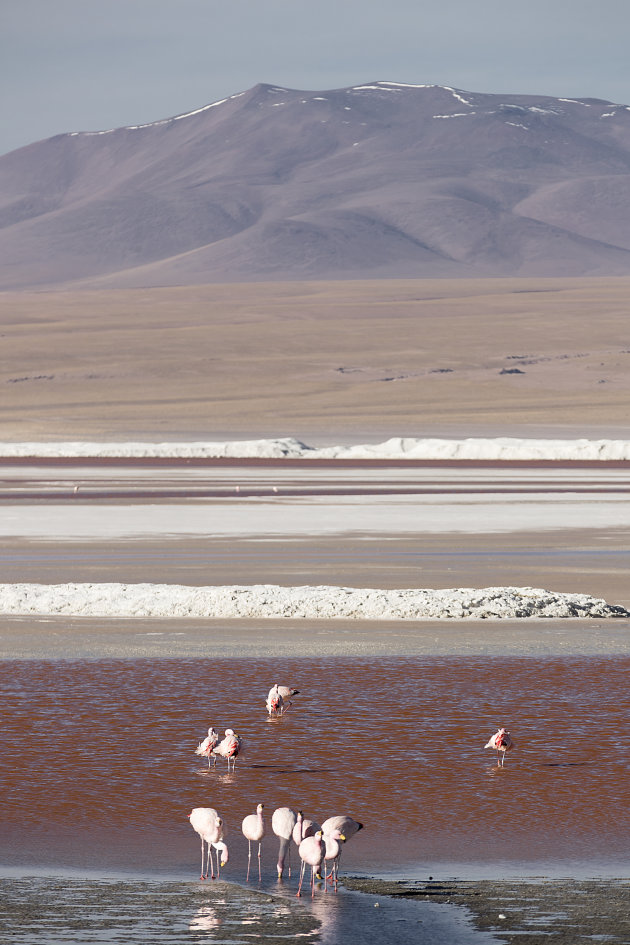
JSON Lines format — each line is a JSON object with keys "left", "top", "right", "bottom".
{"left": 1, "top": 583, "right": 627, "bottom": 620}
{"left": 2, "top": 436, "right": 630, "bottom": 461}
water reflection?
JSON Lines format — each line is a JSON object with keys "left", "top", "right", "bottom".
{"left": 189, "top": 904, "right": 220, "bottom": 932}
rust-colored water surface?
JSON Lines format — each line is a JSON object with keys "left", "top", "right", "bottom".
{"left": 1, "top": 656, "right": 628, "bottom": 880}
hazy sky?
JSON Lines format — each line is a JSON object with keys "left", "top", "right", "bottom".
{"left": 2, "top": 0, "right": 629, "bottom": 155}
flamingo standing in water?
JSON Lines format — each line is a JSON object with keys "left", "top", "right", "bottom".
{"left": 188, "top": 807, "right": 229, "bottom": 880}
{"left": 266, "top": 684, "right": 300, "bottom": 716}
{"left": 266, "top": 685, "right": 284, "bottom": 716}
{"left": 297, "top": 830, "right": 325, "bottom": 897}
{"left": 485, "top": 727, "right": 515, "bottom": 766}
{"left": 242, "top": 803, "right": 265, "bottom": 882}
{"left": 272, "top": 806, "right": 297, "bottom": 878}
{"left": 212, "top": 729, "right": 242, "bottom": 771}
{"left": 320, "top": 815, "right": 363, "bottom": 886}
{"left": 195, "top": 727, "right": 219, "bottom": 768}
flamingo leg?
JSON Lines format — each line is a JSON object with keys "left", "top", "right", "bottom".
{"left": 200, "top": 838, "right": 206, "bottom": 880}
{"left": 257, "top": 842, "right": 262, "bottom": 882}
{"left": 208, "top": 845, "right": 216, "bottom": 880}
{"left": 246, "top": 840, "right": 252, "bottom": 882}
{"left": 296, "top": 860, "right": 306, "bottom": 897}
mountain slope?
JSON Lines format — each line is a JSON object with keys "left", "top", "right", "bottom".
{"left": 2, "top": 81, "right": 630, "bottom": 288}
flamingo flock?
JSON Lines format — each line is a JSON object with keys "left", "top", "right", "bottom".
{"left": 190, "top": 685, "right": 513, "bottom": 895}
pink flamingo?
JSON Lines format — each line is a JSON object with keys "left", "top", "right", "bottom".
{"left": 195, "top": 727, "right": 219, "bottom": 768}
{"left": 297, "top": 830, "right": 325, "bottom": 897}
{"left": 242, "top": 803, "right": 265, "bottom": 882}
{"left": 272, "top": 806, "right": 297, "bottom": 878}
{"left": 485, "top": 727, "right": 515, "bottom": 766}
{"left": 292, "top": 810, "right": 321, "bottom": 848}
{"left": 188, "top": 807, "right": 229, "bottom": 880}
{"left": 266, "top": 685, "right": 284, "bottom": 716}
{"left": 212, "top": 729, "right": 242, "bottom": 771}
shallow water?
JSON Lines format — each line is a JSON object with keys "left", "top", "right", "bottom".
{"left": 2, "top": 656, "right": 628, "bottom": 880}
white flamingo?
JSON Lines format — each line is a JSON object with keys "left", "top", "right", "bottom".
{"left": 320, "top": 815, "right": 363, "bottom": 886}
{"left": 242, "top": 803, "right": 265, "bottom": 882}
{"left": 320, "top": 815, "right": 363, "bottom": 841}
{"left": 484, "top": 727, "right": 515, "bottom": 766}
{"left": 272, "top": 806, "right": 297, "bottom": 878}
{"left": 195, "top": 727, "right": 219, "bottom": 768}
{"left": 297, "top": 830, "right": 325, "bottom": 897}
{"left": 212, "top": 729, "right": 242, "bottom": 772}
{"left": 277, "top": 685, "right": 300, "bottom": 706}
{"left": 188, "top": 807, "right": 229, "bottom": 880}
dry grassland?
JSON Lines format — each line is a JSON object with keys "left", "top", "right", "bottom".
{"left": 1, "top": 277, "right": 630, "bottom": 440}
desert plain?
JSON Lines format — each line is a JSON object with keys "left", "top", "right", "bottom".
{"left": 2, "top": 276, "right": 630, "bottom": 441}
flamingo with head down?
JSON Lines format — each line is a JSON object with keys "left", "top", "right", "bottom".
{"left": 188, "top": 807, "right": 229, "bottom": 880}
{"left": 320, "top": 815, "right": 363, "bottom": 887}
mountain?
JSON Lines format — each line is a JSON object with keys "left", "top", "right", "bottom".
{"left": 2, "top": 81, "right": 630, "bottom": 289}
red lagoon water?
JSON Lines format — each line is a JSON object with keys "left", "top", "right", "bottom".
{"left": 1, "top": 656, "right": 629, "bottom": 880}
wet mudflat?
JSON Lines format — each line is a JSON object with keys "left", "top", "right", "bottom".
{"left": 0, "top": 874, "right": 496, "bottom": 945}
{"left": 345, "top": 877, "right": 630, "bottom": 945}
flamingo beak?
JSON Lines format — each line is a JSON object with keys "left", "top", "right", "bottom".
{"left": 339, "top": 834, "right": 346, "bottom": 841}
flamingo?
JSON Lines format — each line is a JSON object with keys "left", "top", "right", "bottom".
{"left": 292, "top": 810, "right": 321, "bottom": 848}
{"left": 272, "top": 806, "right": 297, "bottom": 878}
{"left": 277, "top": 686, "right": 300, "bottom": 706}
{"left": 321, "top": 828, "right": 346, "bottom": 891}
{"left": 320, "top": 816, "right": 363, "bottom": 886}
{"left": 242, "top": 803, "right": 265, "bottom": 882}
{"left": 297, "top": 830, "right": 325, "bottom": 897}
{"left": 485, "top": 727, "right": 515, "bottom": 766}
{"left": 212, "top": 729, "right": 242, "bottom": 772}
{"left": 195, "top": 727, "right": 219, "bottom": 768}
{"left": 266, "top": 685, "right": 284, "bottom": 717}
{"left": 320, "top": 815, "right": 363, "bottom": 841}
{"left": 188, "top": 807, "right": 229, "bottom": 880}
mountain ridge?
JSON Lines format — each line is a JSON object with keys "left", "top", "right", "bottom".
{"left": 2, "top": 80, "right": 630, "bottom": 288}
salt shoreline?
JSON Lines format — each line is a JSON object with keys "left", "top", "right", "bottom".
{"left": 3, "top": 435, "right": 630, "bottom": 461}
{"left": 1, "top": 582, "right": 627, "bottom": 620}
